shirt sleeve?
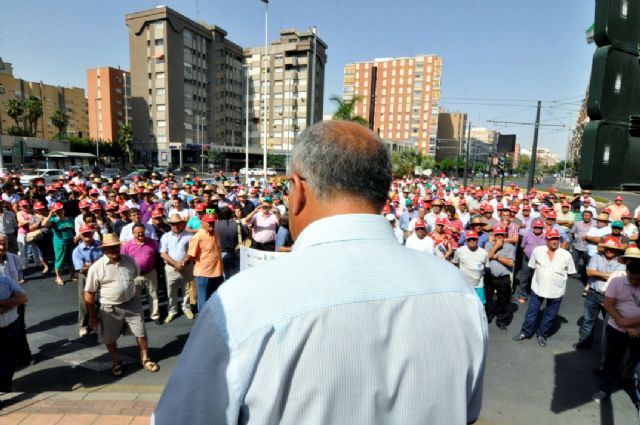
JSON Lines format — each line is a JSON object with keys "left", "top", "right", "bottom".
{"left": 5, "top": 276, "right": 25, "bottom": 295}
{"left": 85, "top": 263, "right": 100, "bottom": 293}
{"left": 159, "top": 234, "right": 168, "bottom": 253}
{"left": 187, "top": 234, "right": 199, "bottom": 258}
{"left": 565, "top": 251, "right": 577, "bottom": 275}
{"left": 72, "top": 246, "right": 85, "bottom": 271}
{"left": 528, "top": 250, "right": 537, "bottom": 269}
{"left": 605, "top": 276, "right": 621, "bottom": 299}
{"left": 452, "top": 249, "right": 460, "bottom": 265}
{"left": 586, "top": 255, "right": 598, "bottom": 271}
{"left": 151, "top": 299, "right": 240, "bottom": 425}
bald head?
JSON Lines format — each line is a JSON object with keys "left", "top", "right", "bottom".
{"left": 289, "top": 120, "right": 392, "bottom": 210}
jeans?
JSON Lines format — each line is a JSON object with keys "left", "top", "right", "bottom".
{"left": 78, "top": 273, "right": 89, "bottom": 329}
{"left": 485, "top": 274, "right": 512, "bottom": 327}
{"left": 521, "top": 292, "right": 563, "bottom": 338}
{"left": 571, "top": 249, "right": 590, "bottom": 285}
{"left": 578, "top": 289, "right": 606, "bottom": 345}
{"left": 221, "top": 251, "right": 240, "bottom": 280}
{"left": 516, "top": 256, "right": 533, "bottom": 298}
{"left": 0, "top": 319, "right": 21, "bottom": 392}
{"left": 601, "top": 324, "right": 640, "bottom": 393}
{"left": 17, "top": 233, "right": 42, "bottom": 270}
{"left": 195, "top": 276, "right": 224, "bottom": 313}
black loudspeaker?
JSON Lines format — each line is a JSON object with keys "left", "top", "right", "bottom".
{"left": 496, "top": 134, "right": 516, "bottom": 153}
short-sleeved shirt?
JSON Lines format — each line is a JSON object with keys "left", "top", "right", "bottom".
{"left": 452, "top": 246, "right": 489, "bottom": 288}
{"left": 72, "top": 240, "right": 104, "bottom": 272}
{"left": 49, "top": 216, "right": 75, "bottom": 245}
{"left": 159, "top": 231, "right": 193, "bottom": 262}
{"left": 587, "top": 253, "right": 626, "bottom": 293}
{"left": 119, "top": 222, "right": 159, "bottom": 243}
{"left": 0, "top": 275, "right": 24, "bottom": 328}
{"left": 571, "top": 220, "right": 594, "bottom": 252}
{"left": 85, "top": 254, "right": 139, "bottom": 305}
{"left": 187, "top": 229, "right": 223, "bottom": 278}
{"left": 521, "top": 231, "right": 547, "bottom": 259}
{"left": 606, "top": 273, "right": 640, "bottom": 332}
{"left": 528, "top": 246, "right": 576, "bottom": 298}
{"left": 121, "top": 238, "right": 158, "bottom": 275}
{"left": 484, "top": 241, "right": 515, "bottom": 277}
{"left": 586, "top": 226, "right": 611, "bottom": 256}
{"left": 250, "top": 212, "right": 279, "bottom": 244}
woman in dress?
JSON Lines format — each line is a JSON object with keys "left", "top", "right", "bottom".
{"left": 41, "top": 202, "right": 76, "bottom": 285}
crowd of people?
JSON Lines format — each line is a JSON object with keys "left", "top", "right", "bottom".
{"left": 1, "top": 120, "right": 640, "bottom": 419}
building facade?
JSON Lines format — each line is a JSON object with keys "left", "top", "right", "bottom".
{"left": 0, "top": 57, "right": 88, "bottom": 139}
{"left": 244, "top": 28, "right": 327, "bottom": 154}
{"left": 435, "top": 110, "right": 467, "bottom": 161}
{"left": 125, "top": 6, "right": 244, "bottom": 166}
{"left": 86, "top": 67, "right": 131, "bottom": 142}
{"left": 342, "top": 55, "right": 442, "bottom": 155}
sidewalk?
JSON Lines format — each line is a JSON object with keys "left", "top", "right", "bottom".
{"left": 0, "top": 386, "right": 160, "bottom": 425}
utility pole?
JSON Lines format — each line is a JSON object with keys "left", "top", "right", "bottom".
{"left": 527, "top": 101, "right": 542, "bottom": 191}
{"left": 463, "top": 121, "right": 472, "bottom": 187}
{"left": 309, "top": 26, "right": 317, "bottom": 126}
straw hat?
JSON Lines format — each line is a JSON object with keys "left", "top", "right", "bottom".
{"left": 101, "top": 233, "right": 121, "bottom": 248}
{"left": 167, "top": 214, "right": 184, "bottom": 224}
{"left": 620, "top": 246, "right": 640, "bottom": 263}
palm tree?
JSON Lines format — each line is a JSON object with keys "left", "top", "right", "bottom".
{"left": 24, "top": 96, "right": 43, "bottom": 136}
{"left": 329, "top": 95, "right": 368, "bottom": 126}
{"left": 51, "top": 110, "right": 69, "bottom": 137}
{"left": 5, "top": 99, "right": 24, "bottom": 129}
{"left": 118, "top": 123, "right": 135, "bottom": 165}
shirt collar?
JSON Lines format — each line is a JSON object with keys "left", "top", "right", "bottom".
{"left": 293, "top": 214, "right": 397, "bottom": 252}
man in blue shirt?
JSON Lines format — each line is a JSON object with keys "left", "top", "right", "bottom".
{"left": 153, "top": 120, "right": 487, "bottom": 425}
{"left": 0, "top": 275, "right": 28, "bottom": 396}
{"left": 72, "top": 224, "right": 104, "bottom": 337}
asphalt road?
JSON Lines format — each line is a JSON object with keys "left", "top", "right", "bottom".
{"left": 11, "top": 256, "right": 640, "bottom": 424}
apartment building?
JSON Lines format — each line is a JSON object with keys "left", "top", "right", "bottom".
{"left": 0, "top": 57, "right": 88, "bottom": 139}
{"left": 343, "top": 55, "right": 442, "bottom": 155}
{"left": 435, "top": 110, "right": 467, "bottom": 161}
{"left": 86, "top": 67, "right": 131, "bottom": 141}
{"left": 125, "top": 6, "right": 243, "bottom": 166}
{"left": 244, "top": 28, "right": 327, "bottom": 152}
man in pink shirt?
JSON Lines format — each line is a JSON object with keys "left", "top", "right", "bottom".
{"left": 121, "top": 223, "right": 161, "bottom": 325}
{"left": 608, "top": 196, "right": 630, "bottom": 222}
{"left": 245, "top": 196, "right": 280, "bottom": 251}
{"left": 593, "top": 247, "right": 640, "bottom": 403}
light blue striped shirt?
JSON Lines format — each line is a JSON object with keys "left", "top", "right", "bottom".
{"left": 153, "top": 214, "right": 488, "bottom": 425}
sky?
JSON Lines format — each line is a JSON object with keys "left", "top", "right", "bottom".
{"left": 0, "top": 0, "right": 595, "bottom": 159}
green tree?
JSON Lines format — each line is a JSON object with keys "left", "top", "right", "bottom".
{"left": 329, "top": 95, "right": 368, "bottom": 126}
{"left": 23, "top": 96, "right": 43, "bottom": 136}
{"left": 391, "top": 148, "right": 430, "bottom": 177}
{"left": 4, "top": 99, "right": 24, "bottom": 130}
{"left": 50, "top": 109, "right": 69, "bottom": 137}
{"left": 118, "top": 124, "right": 135, "bottom": 165}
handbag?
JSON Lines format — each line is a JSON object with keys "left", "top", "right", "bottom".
{"left": 26, "top": 229, "right": 45, "bottom": 243}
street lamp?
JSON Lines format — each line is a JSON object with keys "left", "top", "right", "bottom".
{"left": 261, "top": 0, "right": 269, "bottom": 182}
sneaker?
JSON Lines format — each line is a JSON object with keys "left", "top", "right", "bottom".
{"left": 592, "top": 390, "right": 609, "bottom": 403}
{"left": 164, "top": 313, "right": 177, "bottom": 324}
{"left": 184, "top": 310, "right": 195, "bottom": 320}
{"left": 537, "top": 335, "right": 547, "bottom": 347}
{"left": 78, "top": 327, "right": 89, "bottom": 337}
{"left": 513, "top": 333, "right": 528, "bottom": 342}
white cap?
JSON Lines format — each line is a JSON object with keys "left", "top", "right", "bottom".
{"left": 385, "top": 213, "right": 396, "bottom": 222}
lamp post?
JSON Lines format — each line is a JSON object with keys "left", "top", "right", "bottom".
{"left": 244, "top": 64, "right": 250, "bottom": 185}
{"left": 261, "top": 0, "right": 269, "bottom": 182}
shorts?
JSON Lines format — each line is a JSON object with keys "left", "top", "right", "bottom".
{"left": 98, "top": 297, "right": 146, "bottom": 345}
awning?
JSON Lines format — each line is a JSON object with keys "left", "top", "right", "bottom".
{"left": 44, "top": 151, "right": 96, "bottom": 158}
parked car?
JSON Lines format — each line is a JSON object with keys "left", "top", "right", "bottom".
{"left": 20, "top": 169, "right": 66, "bottom": 186}
{"left": 65, "top": 165, "right": 92, "bottom": 177}
{"left": 266, "top": 167, "right": 277, "bottom": 176}
{"left": 100, "top": 168, "right": 122, "bottom": 180}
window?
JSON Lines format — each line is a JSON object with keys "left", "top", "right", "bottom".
{"left": 157, "top": 134, "right": 166, "bottom": 143}
{"left": 155, "top": 39, "right": 164, "bottom": 46}
{"left": 156, "top": 88, "right": 165, "bottom": 96}
{"left": 157, "top": 120, "right": 166, "bottom": 127}
{"left": 157, "top": 105, "right": 166, "bottom": 112}
{"left": 156, "top": 72, "right": 165, "bottom": 80}
{"left": 154, "top": 21, "right": 164, "bottom": 29}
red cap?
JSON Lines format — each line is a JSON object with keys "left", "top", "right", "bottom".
{"left": 79, "top": 224, "right": 94, "bottom": 234}
{"left": 496, "top": 203, "right": 504, "bottom": 210}
{"left": 459, "top": 199, "right": 467, "bottom": 205}
{"left": 137, "top": 187, "right": 145, "bottom": 193}
{"left": 559, "top": 194, "right": 566, "bottom": 199}
{"left": 509, "top": 205, "right": 519, "bottom": 212}
{"left": 548, "top": 187, "right": 557, "bottom": 193}
{"left": 201, "top": 214, "right": 217, "bottom": 223}
{"left": 90, "top": 203, "right": 102, "bottom": 211}
{"left": 414, "top": 219, "right": 426, "bottom": 229}
{"left": 382, "top": 205, "right": 391, "bottom": 214}
{"left": 523, "top": 205, "right": 531, "bottom": 211}
{"left": 483, "top": 205, "right": 494, "bottom": 213}
{"left": 466, "top": 230, "right": 479, "bottom": 239}
{"left": 615, "top": 196, "right": 624, "bottom": 201}
{"left": 436, "top": 217, "right": 447, "bottom": 225}
{"left": 152, "top": 209, "right": 164, "bottom": 218}
{"left": 119, "top": 205, "right": 129, "bottom": 213}
{"left": 602, "top": 207, "right": 611, "bottom": 214}
{"left": 545, "top": 229, "right": 561, "bottom": 239}
{"left": 50, "top": 202, "right": 64, "bottom": 212}
{"left": 533, "top": 219, "right": 544, "bottom": 228}
{"left": 561, "top": 202, "right": 570, "bottom": 207}
{"left": 79, "top": 200, "right": 91, "bottom": 209}
{"left": 46, "top": 185, "right": 55, "bottom": 192}
{"left": 89, "top": 188, "right": 99, "bottom": 195}
{"left": 18, "top": 199, "right": 29, "bottom": 207}
{"left": 106, "top": 202, "right": 118, "bottom": 211}
{"left": 33, "top": 201, "right": 45, "bottom": 210}
{"left": 546, "top": 210, "right": 557, "bottom": 219}
{"left": 494, "top": 226, "right": 506, "bottom": 235}
{"left": 195, "top": 203, "right": 206, "bottom": 212}
{"left": 622, "top": 211, "right": 632, "bottom": 219}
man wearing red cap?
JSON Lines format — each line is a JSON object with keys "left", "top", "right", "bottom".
{"left": 517, "top": 220, "right": 547, "bottom": 303}
{"left": 556, "top": 202, "right": 574, "bottom": 233}
{"left": 621, "top": 211, "right": 638, "bottom": 241}
{"left": 453, "top": 230, "right": 489, "bottom": 304}
{"left": 405, "top": 220, "right": 434, "bottom": 254}
{"left": 514, "top": 229, "right": 576, "bottom": 347}
{"left": 570, "top": 210, "right": 595, "bottom": 296}
{"left": 609, "top": 196, "right": 630, "bottom": 221}
{"left": 484, "top": 226, "right": 516, "bottom": 331}
{"left": 72, "top": 224, "right": 103, "bottom": 336}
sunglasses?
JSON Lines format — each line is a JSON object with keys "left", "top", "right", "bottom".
{"left": 466, "top": 238, "right": 478, "bottom": 241}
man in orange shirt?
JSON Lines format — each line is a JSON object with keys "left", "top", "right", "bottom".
{"left": 608, "top": 196, "right": 630, "bottom": 221}
{"left": 186, "top": 214, "right": 224, "bottom": 314}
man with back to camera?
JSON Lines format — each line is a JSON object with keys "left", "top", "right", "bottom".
{"left": 152, "top": 120, "right": 488, "bottom": 425}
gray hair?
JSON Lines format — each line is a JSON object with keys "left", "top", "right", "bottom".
{"left": 289, "top": 121, "right": 392, "bottom": 210}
